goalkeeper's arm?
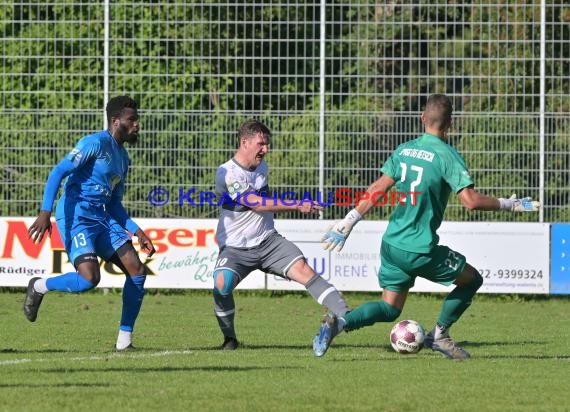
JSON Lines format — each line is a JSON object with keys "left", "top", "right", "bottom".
{"left": 458, "top": 187, "right": 540, "bottom": 212}
{"left": 351, "top": 174, "right": 397, "bottom": 217}
{"left": 322, "top": 174, "right": 395, "bottom": 252}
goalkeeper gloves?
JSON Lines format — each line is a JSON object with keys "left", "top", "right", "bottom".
{"left": 498, "top": 194, "right": 541, "bottom": 212}
{"left": 321, "top": 209, "right": 362, "bottom": 252}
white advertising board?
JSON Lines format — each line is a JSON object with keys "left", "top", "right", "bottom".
{"left": 0, "top": 217, "right": 549, "bottom": 293}
{"left": 436, "top": 222, "right": 550, "bottom": 294}
{"left": 269, "top": 220, "right": 550, "bottom": 294}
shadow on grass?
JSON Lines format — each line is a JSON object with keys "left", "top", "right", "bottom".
{"left": 476, "top": 354, "right": 570, "bottom": 360}
{"left": 326, "top": 340, "right": 570, "bottom": 361}
{"left": 0, "top": 348, "right": 71, "bottom": 354}
{"left": 463, "top": 340, "right": 546, "bottom": 347}
{"left": 0, "top": 382, "right": 111, "bottom": 388}
{"left": 44, "top": 365, "right": 297, "bottom": 373}
{"left": 329, "top": 339, "right": 547, "bottom": 351}
{"left": 217, "top": 343, "right": 311, "bottom": 350}
{"left": 127, "top": 344, "right": 315, "bottom": 351}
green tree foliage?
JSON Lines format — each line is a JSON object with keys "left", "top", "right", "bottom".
{"left": 1, "top": 1, "right": 568, "bottom": 222}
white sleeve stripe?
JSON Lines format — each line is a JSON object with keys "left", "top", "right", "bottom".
{"left": 317, "top": 287, "right": 336, "bottom": 305}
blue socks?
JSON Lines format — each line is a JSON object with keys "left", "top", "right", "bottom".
{"left": 44, "top": 272, "right": 146, "bottom": 333}
{"left": 119, "top": 275, "right": 146, "bottom": 332}
{"left": 46, "top": 272, "right": 94, "bottom": 293}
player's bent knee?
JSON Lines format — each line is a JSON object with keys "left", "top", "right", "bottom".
{"left": 287, "top": 259, "right": 313, "bottom": 281}
{"left": 471, "top": 270, "right": 484, "bottom": 291}
{"left": 133, "top": 266, "right": 148, "bottom": 277}
{"left": 74, "top": 253, "right": 101, "bottom": 286}
{"left": 124, "top": 258, "right": 146, "bottom": 277}
{"left": 213, "top": 269, "right": 238, "bottom": 295}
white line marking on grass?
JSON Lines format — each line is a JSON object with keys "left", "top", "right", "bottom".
{"left": 0, "top": 359, "right": 33, "bottom": 365}
{"left": 0, "top": 350, "right": 194, "bottom": 366}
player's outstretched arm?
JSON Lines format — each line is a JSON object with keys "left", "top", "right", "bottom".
{"left": 321, "top": 209, "right": 362, "bottom": 252}
{"left": 458, "top": 188, "right": 540, "bottom": 212}
{"left": 322, "top": 174, "right": 395, "bottom": 252}
{"left": 498, "top": 194, "right": 541, "bottom": 212}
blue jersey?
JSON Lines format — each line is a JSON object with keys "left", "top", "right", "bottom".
{"left": 63, "top": 130, "right": 130, "bottom": 207}
{"left": 41, "top": 130, "right": 139, "bottom": 234}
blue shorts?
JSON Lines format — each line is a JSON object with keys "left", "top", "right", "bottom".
{"left": 55, "top": 198, "right": 130, "bottom": 266}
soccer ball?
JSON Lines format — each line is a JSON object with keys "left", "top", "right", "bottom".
{"left": 390, "top": 319, "right": 425, "bottom": 354}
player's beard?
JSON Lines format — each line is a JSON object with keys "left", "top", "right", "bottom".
{"left": 127, "top": 132, "right": 138, "bottom": 144}
{"left": 118, "top": 122, "right": 138, "bottom": 144}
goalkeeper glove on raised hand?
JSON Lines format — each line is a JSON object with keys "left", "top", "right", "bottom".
{"left": 321, "top": 209, "right": 362, "bottom": 252}
{"left": 499, "top": 194, "right": 541, "bottom": 212}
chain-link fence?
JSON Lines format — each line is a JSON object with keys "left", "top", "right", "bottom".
{"left": 1, "top": 1, "right": 568, "bottom": 222}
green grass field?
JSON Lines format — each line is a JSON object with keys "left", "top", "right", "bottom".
{"left": 1, "top": 290, "right": 569, "bottom": 412}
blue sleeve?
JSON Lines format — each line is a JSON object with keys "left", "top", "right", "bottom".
{"left": 41, "top": 136, "right": 101, "bottom": 212}
{"left": 65, "top": 135, "right": 100, "bottom": 168}
{"left": 40, "top": 158, "right": 76, "bottom": 212}
{"left": 107, "top": 179, "right": 140, "bottom": 234}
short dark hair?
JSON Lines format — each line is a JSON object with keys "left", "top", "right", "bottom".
{"left": 106, "top": 95, "right": 138, "bottom": 123}
{"left": 238, "top": 119, "right": 271, "bottom": 141}
{"left": 424, "top": 94, "right": 452, "bottom": 130}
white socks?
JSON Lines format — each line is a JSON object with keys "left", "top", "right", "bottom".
{"left": 433, "top": 324, "right": 449, "bottom": 340}
{"left": 116, "top": 330, "right": 132, "bottom": 350}
{"left": 33, "top": 278, "right": 48, "bottom": 294}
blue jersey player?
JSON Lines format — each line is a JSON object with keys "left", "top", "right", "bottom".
{"left": 25, "top": 95, "right": 156, "bottom": 351}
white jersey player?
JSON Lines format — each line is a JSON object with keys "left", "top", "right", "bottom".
{"left": 212, "top": 119, "right": 350, "bottom": 350}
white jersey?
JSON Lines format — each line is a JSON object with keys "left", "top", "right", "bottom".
{"left": 215, "top": 158, "right": 276, "bottom": 248}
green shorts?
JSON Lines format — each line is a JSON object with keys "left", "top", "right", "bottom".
{"left": 379, "top": 240, "right": 467, "bottom": 292}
